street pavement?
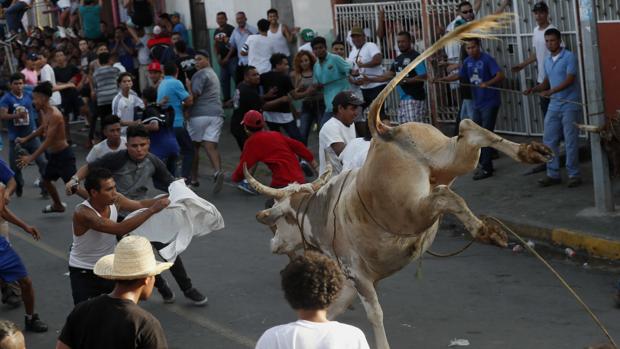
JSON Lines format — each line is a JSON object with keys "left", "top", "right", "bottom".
{"left": 1, "top": 122, "right": 620, "bottom": 349}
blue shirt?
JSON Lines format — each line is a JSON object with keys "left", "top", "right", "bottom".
{"left": 0, "top": 158, "right": 14, "bottom": 185}
{"left": 313, "top": 53, "right": 352, "bottom": 112}
{"left": 79, "top": 5, "right": 102, "bottom": 39}
{"left": 0, "top": 91, "right": 36, "bottom": 141}
{"left": 459, "top": 52, "right": 502, "bottom": 110}
{"left": 157, "top": 76, "right": 190, "bottom": 128}
{"left": 173, "top": 23, "right": 190, "bottom": 46}
{"left": 229, "top": 25, "right": 257, "bottom": 65}
{"left": 544, "top": 48, "right": 581, "bottom": 112}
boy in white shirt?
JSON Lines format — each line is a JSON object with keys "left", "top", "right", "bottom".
{"left": 111, "top": 72, "right": 144, "bottom": 135}
{"left": 256, "top": 251, "right": 370, "bottom": 349}
{"left": 241, "top": 19, "right": 276, "bottom": 74}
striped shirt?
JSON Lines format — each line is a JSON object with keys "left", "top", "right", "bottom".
{"left": 93, "top": 66, "right": 120, "bottom": 106}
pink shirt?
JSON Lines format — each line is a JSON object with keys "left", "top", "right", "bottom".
{"left": 21, "top": 68, "right": 38, "bottom": 86}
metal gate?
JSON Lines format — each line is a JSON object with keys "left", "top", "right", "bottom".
{"left": 334, "top": 0, "right": 586, "bottom": 136}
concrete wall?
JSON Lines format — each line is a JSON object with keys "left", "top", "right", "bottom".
{"left": 291, "top": 0, "right": 335, "bottom": 40}
{"left": 201, "top": 0, "right": 272, "bottom": 29}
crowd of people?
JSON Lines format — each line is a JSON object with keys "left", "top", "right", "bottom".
{"left": 0, "top": 0, "right": 586, "bottom": 348}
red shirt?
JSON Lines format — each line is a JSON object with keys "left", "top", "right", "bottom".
{"left": 147, "top": 35, "right": 172, "bottom": 49}
{"left": 232, "top": 131, "right": 314, "bottom": 187}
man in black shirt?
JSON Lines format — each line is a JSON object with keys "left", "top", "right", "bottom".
{"left": 213, "top": 11, "right": 236, "bottom": 104}
{"left": 53, "top": 50, "right": 82, "bottom": 144}
{"left": 56, "top": 235, "right": 169, "bottom": 349}
{"left": 126, "top": 0, "right": 155, "bottom": 28}
{"left": 260, "top": 53, "right": 301, "bottom": 141}
{"left": 174, "top": 40, "right": 196, "bottom": 84}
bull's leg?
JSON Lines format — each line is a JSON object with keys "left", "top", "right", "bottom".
{"left": 327, "top": 278, "right": 358, "bottom": 319}
{"left": 356, "top": 278, "right": 390, "bottom": 349}
{"left": 423, "top": 184, "right": 507, "bottom": 247}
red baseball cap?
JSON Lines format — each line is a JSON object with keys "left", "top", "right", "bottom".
{"left": 241, "top": 110, "right": 265, "bottom": 129}
{"left": 148, "top": 62, "right": 162, "bottom": 72}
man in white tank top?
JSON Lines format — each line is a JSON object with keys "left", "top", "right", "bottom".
{"left": 69, "top": 167, "right": 169, "bottom": 305}
{"left": 267, "top": 8, "right": 299, "bottom": 57}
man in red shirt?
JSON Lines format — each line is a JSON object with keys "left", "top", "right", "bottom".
{"left": 232, "top": 110, "right": 317, "bottom": 195}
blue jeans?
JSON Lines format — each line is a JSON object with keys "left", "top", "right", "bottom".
{"left": 174, "top": 127, "right": 194, "bottom": 180}
{"left": 459, "top": 99, "right": 474, "bottom": 120}
{"left": 543, "top": 109, "right": 580, "bottom": 179}
{"left": 472, "top": 105, "right": 500, "bottom": 173}
{"left": 9, "top": 138, "right": 47, "bottom": 189}
{"left": 219, "top": 57, "right": 238, "bottom": 101}
{"left": 298, "top": 101, "right": 325, "bottom": 145}
{"left": 6, "top": 1, "right": 28, "bottom": 33}
{"left": 266, "top": 121, "right": 302, "bottom": 142}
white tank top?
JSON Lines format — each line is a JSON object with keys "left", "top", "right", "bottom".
{"left": 268, "top": 23, "right": 290, "bottom": 56}
{"left": 69, "top": 200, "right": 118, "bottom": 270}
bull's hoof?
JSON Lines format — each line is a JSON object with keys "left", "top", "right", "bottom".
{"left": 517, "top": 141, "right": 553, "bottom": 164}
{"left": 476, "top": 216, "right": 508, "bottom": 248}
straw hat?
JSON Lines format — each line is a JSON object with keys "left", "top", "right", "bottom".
{"left": 94, "top": 236, "right": 172, "bottom": 280}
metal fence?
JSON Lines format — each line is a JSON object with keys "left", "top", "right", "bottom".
{"left": 597, "top": 0, "right": 620, "bottom": 21}
{"left": 334, "top": 0, "right": 586, "bottom": 136}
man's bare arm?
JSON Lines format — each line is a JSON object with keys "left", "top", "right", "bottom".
{"left": 330, "top": 142, "right": 346, "bottom": 156}
{"left": 116, "top": 193, "right": 168, "bottom": 212}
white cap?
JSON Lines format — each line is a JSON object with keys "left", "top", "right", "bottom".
{"left": 153, "top": 25, "right": 162, "bottom": 35}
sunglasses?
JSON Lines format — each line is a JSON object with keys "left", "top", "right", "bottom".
{"left": 461, "top": 9, "right": 474, "bottom": 14}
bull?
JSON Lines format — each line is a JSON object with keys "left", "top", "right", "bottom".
{"left": 244, "top": 13, "right": 553, "bottom": 349}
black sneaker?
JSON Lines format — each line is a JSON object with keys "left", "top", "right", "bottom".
{"left": 472, "top": 168, "right": 493, "bottom": 181}
{"left": 183, "top": 287, "right": 208, "bottom": 306}
{"left": 300, "top": 160, "right": 315, "bottom": 177}
{"left": 567, "top": 177, "right": 582, "bottom": 188}
{"left": 212, "top": 170, "right": 224, "bottom": 194}
{"left": 25, "top": 314, "right": 48, "bottom": 332}
{"left": 538, "top": 176, "right": 561, "bottom": 187}
{"left": 1, "top": 282, "right": 21, "bottom": 308}
{"left": 158, "top": 279, "right": 176, "bottom": 304}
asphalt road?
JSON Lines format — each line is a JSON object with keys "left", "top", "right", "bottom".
{"left": 1, "top": 127, "right": 620, "bottom": 349}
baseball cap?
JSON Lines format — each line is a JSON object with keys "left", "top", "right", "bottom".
{"left": 300, "top": 28, "right": 315, "bottom": 42}
{"left": 350, "top": 26, "right": 364, "bottom": 36}
{"left": 241, "top": 110, "right": 265, "bottom": 129}
{"left": 27, "top": 52, "right": 38, "bottom": 61}
{"left": 171, "top": 12, "right": 180, "bottom": 18}
{"left": 532, "top": 1, "right": 548, "bottom": 12}
{"left": 148, "top": 62, "right": 162, "bottom": 72}
{"left": 332, "top": 91, "right": 363, "bottom": 110}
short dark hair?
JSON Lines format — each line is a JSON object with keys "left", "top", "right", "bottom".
{"left": 243, "top": 65, "right": 257, "bottom": 77}
{"left": 85, "top": 167, "right": 113, "bottom": 193}
{"left": 267, "top": 8, "right": 278, "bottom": 16}
{"left": 270, "top": 53, "right": 288, "bottom": 69}
{"left": 117, "top": 72, "right": 133, "bottom": 85}
{"left": 544, "top": 28, "right": 562, "bottom": 40}
{"left": 126, "top": 124, "right": 149, "bottom": 140}
{"left": 216, "top": 11, "right": 226, "bottom": 17}
{"left": 98, "top": 52, "right": 110, "bottom": 64}
{"left": 101, "top": 114, "right": 121, "bottom": 130}
{"left": 33, "top": 81, "right": 53, "bottom": 98}
{"left": 142, "top": 86, "right": 157, "bottom": 103}
{"left": 331, "top": 40, "right": 345, "bottom": 48}
{"left": 163, "top": 61, "right": 178, "bottom": 76}
{"left": 171, "top": 31, "right": 182, "bottom": 38}
{"left": 257, "top": 19, "right": 270, "bottom": 32}
{"left": 0, "top": 320, "right": 20, "bottom": 344}
{"left": 174, "top": 40, "right": 187, "bottom": 53}
{"left": 10, "top": 72, "right": 25, "bottom": 83}
{"left": 397, "top": 31, "right": 412, "bottom": 41}
{"left": 457, "top": 1, "right": 473, "bottom": 10}
{"left": 281, "top": 251, "right": 343, "bottom": 311}
{"left": 463, "top": 37, "right": 481, "bottom": 46}
{"left": 311, "top": 36, "right": 327, "bottom": 49}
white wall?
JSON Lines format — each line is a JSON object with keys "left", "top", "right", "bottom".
{"left": 203, "top": 0, "right": 272, "bottom": 29}
{"left": 291, "top": 0, "right": 334, "bottom": 39}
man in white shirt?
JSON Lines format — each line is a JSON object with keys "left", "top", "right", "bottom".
{"left": 241, "top": 19, "right": 276, "bottom": 74}
{"left": 318, "top": 91, "right": 360, "bottom": 174}
{"left": 340, "top": 136, "right": 371, "bottom": 173}
{"left": 38, "top": 54, "right": 73, "bottom": 108}
{"left": 111, "top": 72, "right": 145, "bottom": 134}
{"left": 256, "top": 251, "right": 370, "bottom": 349}
{"left": 85, "top": 115, "right": 127, "bottom": 164}
{"left": 348, "top": 26, "right": 386, "bottom": 138}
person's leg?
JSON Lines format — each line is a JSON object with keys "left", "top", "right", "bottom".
{"left": 23, "top": 138, "right": 48, "bottom": 194}
{"left": 562, "top": 109, "right": 581, "bottom": 179}
{"left": 543, "top": 109, "right": 562, "bottom": 179}
{"left": 266, "top": 121, "right": 281, "bottom": 132}
{"left": 174, "top": 127, "right": 195, "bottom": 180}
{"left": 191, "top": 142, "right": 201, "bottom": 181}
{"left": 478, "top": 106, "right": 499, "bottom": 173}
{"left": 8, "top": 141, "right": 24, "bottom": 194}
{"left": 220, "top": 62, "right": 232, "bottom": 102}
{"left": 230, "top": 113, "right": 247, "bottom": 150}
{"left": 150, "top": 242, "right": 194, "bottom": 293}
{"left": 281, "top": 120, "right": 302, "bottom": 142}
{"left": 43, "top": 179, "right": 64, "bottom": 210}
{"left": 5, "top": 1, "right": 27, "bottom": 33}
{"left": 540, "top": 95, "right": 550, "bottom": 117}
{"left": 298, "top": 106, "right": 312, "bottom": 145}
{"left": 17, "top": 276, "right": 34, "bottom": 315}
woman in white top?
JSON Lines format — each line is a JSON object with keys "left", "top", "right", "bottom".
{"left": 267, "top": 8, "right": 298, "bottom": 57}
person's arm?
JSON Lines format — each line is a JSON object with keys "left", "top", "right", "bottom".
{"left": 282, "top": 24, "right": 297, "bottom": 43}
{"left": 126, "top": 25, "right": 140, "bottom": 43}
{"left": 473, "top": 0, "right": 482, "bottom": 13}
{"left": 524, "top": 77, "right": 550, "bottom": 95}
{"left": 18, "top": 114, "right": 61, "bottom": 167}
{"left": 15, "top": 123, "right": 45, "bottom": 145}
{"left": 512, "top": 52, "right": 536, "bottom": 73}
{"left": 150, "top": 155, "right": 175, "bottom": 189}
{"left": 330, "top": 142, "right": 346, "bottom": 156}
{"left": 120, "top": 38, "right": 135, "bottom": 55}
{"left": 262, "top": 95, "right": 291, "bottom": 111}
{"left": 144, "top": 120, "right": 160, "bottom": 132}
{"left": 480, "top": 70, "right": 504, "bottom": 88}
{"left": 1, "top": 206, "right": 41, "bottom": 240}
{"left": 65, "top": 164, "right": 89, "bottom": 195}
{"left": 285, "top": 136, "right": 315, "bottom": 164}
{"left": 231, "top": 142, "right": 260, "bottom": 183}
{"left": 115, "top": 192, "right": 168, "bottom": 212}
{"left": 0, "top": 107, "right": 26, "bottom": 121}
{"left": 358, "top": 53, "right": 383, "bottom": 69}
{"left": 4, "top": 178, "right": 16, "bottom": 201}
{"left": 540, "top": 74, "right": 575, "bottom": 97}
{"left": 377, "top": 8, "right": 386, "bottom": 39}
{"left": 56, "top": 340, "right": 71, "bottom": 349}
{"left": 437, "top": 74, "right": 460, "bottom": 82}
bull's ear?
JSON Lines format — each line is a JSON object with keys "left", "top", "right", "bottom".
{"left": 256, "top": 208, "right": 280, "bottom": 226}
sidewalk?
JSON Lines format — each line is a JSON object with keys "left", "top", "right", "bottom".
{"left": 70, "top": 118, "right": 620, "bottom": 260}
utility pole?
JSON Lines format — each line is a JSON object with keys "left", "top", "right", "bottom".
{"left": 578, "top": 1, "right": 615, "bottom": 213}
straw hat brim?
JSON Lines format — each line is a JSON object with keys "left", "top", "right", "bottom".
{"left": 94, "top": 254, "right": 173, "bottom": 280}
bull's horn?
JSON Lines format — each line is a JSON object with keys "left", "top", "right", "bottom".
{"left": 243, "top": 163, "right": 286, "bottom": 199}
{"left": 574, "top": 122, "right": 602, "bottom": 133}
{"left": 311, "top": 163, "right": 332, "bottom": 191}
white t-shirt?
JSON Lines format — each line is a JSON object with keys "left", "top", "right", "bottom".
{"left": 348, "top": 42, "right": 386, "bottom": 90}
{"left": 341, "top": 137, "right": 370, "bottom": 172}
{"left": 243, "top": 34, "right": 276, "bottom": 74}
{"left": 39, "top": 64, "right": 62, "bottom": 106}
{"left": 533, "top": 24, "right": 557, "bottom": 83}
{"left": 111, "top": 91, "right": 145, "bottom": 133}
{"left": 255, "top": 320, "right": 370, "bottom": 349}
{"left": 319, "top": 117, "right": 356, "bottom": 174}
{"left": 86, "top": 137, "right": 127, "bottom": 163}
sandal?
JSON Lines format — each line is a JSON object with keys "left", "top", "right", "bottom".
{"left": 42, "top": 203, "right": 66, "bottom": 214}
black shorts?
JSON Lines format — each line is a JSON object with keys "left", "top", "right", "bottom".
{"left": 43, "top": 146, "right": 76, "bottom": 182}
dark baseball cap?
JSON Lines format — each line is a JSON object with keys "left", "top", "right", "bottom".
{"left": 332, "top": 91, "right": 364, "bottom": 111}
{"left": 532, "top": 1, "right": 548, "bottom": 12}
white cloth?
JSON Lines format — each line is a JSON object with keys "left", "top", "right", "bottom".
{"left": 255, "top": 320, "right": 370, "bottom": 349}
{"left": 57, "top": 0, "right": 71, "bottom": 8}
{"left": 348, "top": 42, "right": 385, "bottom": 90}
{"left": 127, "top": 179, "right": 225, "bottom": 261}
{"left": 267, "top": 23, "right": 290, "bottom": 56}
{"left": 69, "top": 201, "right": 118, "bottom": 270}
{"left": 533, "top": 24, "right": 557, "bottom": 83}
{"left": 299, "top": 42, "right": 313, "bottom": 53}
{"left": 340, "top": 137, "right": 370, "bottom": 172}
{"left": 187, "top": 116, "right": 224, "bottom": 143}
{"left": 113, "top": 62, "right": 127, "bottom": 73}
{"left": 86, "top": 137, "right": 127, "bottom": 163}
{"left": 39, "top": 64, "right": 62, "bottom": 106}
{"left": 137, "top": 35, "right": 151, "bottom": 65}
{"left": 318, "top": 117, "right": 356, "bottom": 174}
{"left": 111, "top": 91, "right": 145, "bottom": 133}
{"left": 263, "top": 111, "right": 294, "bottom": 124}
{"left": 243, "top": 34, "right": 276, "bottom": 74}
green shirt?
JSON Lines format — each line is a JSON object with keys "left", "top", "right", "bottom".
{"left": 313, "top": 52, "right": 352, "bottom": 112}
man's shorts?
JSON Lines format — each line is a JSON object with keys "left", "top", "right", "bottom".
{"left": 56, "top": 0, "right": 71, "bottom": 9}
{"left": 43, "top": 146, "right": 76, "bottom": 182}
{"left": 0, "top": 236, "right": 28, "bottom": 283}
{"left": 397, "top": 99, "right": 428, "bottom": 124}
{"left": 187, "top": 116, "right": 224, "bottom": 143}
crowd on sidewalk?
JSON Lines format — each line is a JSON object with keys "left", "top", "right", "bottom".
{"left": 0, "top": 1, "right": 591, "bottom": 348}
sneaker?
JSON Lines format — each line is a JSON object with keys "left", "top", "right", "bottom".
{"left": 183, "top": 287, "right": 208, "bottom": 306}
{"left": 300, "top": 160, "right": 315, "bottom": 178}
{"left": 538, "top": 176, "right": 562, "bottom": 187}
{"left": 567, "top": 177, "right": 582, "bottom": 188}
{"left": 158, "top": 279, "right": 176, "bottom": 304}
{"left": 472, "top": 168, "right": 493, "bottom": 181}
{"left": 25, "top": 314, "right": 48, "bottom": 332}
{"left": 1, "top": 283, "right": 21, "bottom": 308}
{"left": 212, "top": 170, "right": 224, "bottom": 194}
{"left": 237, "top": 180, "right": 258, "bottom": 195}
